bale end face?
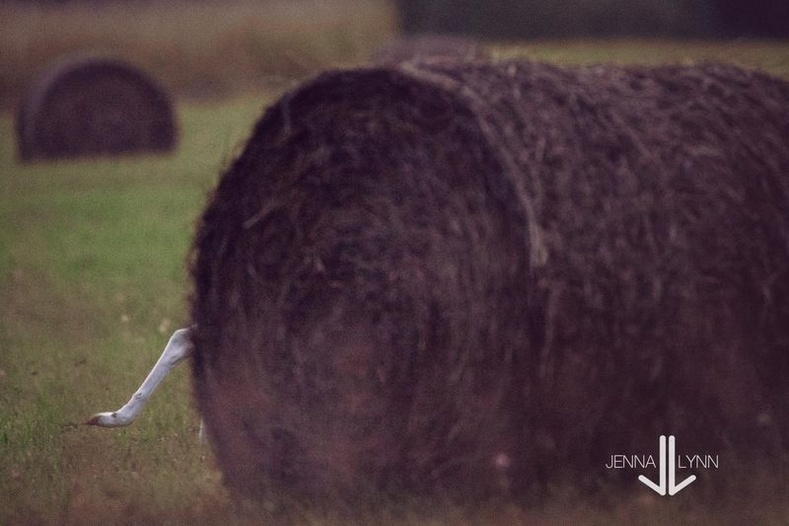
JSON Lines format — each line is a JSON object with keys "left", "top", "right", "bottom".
{"left": 191, "top": 67, "right": 527, "bottom": 502}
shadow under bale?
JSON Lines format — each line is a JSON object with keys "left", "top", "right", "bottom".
{"left": 16, "top": 55, "right": 177, "bottom": 161}
{"left": 190, "top": 60, "right": 789, "bottom": 504}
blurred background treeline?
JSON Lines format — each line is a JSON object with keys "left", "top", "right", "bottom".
{"left": 396, "top": 0, "right": 789, "bottom": 39}
{"left": 4, "top": 0, "right": 787, "bottom": 38}
{"left": 1, "top": 0, "right": 787, "bottom": 111}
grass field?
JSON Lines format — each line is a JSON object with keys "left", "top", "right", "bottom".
{"left": 2, "top": 1, "right": 789, "bottom": 523}
{"left": 0, "top": 97, "right": 266, "bottom": 524}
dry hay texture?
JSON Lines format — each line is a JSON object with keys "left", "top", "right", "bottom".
{"left": 16, "top": 55, "right": 177, "bottom": 161}
{"left": 190, "top": 59, "right": 789, "bottom": 503}
{"left": 370, "top": 34, "right": 489, "bottom": 65}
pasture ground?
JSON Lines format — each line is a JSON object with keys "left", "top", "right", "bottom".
{"left": 1, "top": 2, "right": 789, "bottom": 523}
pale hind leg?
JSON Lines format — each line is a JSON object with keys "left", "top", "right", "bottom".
{"left": 86, "top": 327, "right": 195, "bottom": 428}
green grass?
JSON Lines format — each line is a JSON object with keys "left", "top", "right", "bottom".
{"left": 0, "top": 98, "right": 264, "bottom": 524}
{"left": 2, "top": 16, "right": 789, "bottom": 524}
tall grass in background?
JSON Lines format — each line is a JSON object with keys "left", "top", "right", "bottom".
{"left": 0, "top": 0, "right": 397, "bottom": 109}
{"left": 2, "top": 0, "right": 789, "bottom": 112}
{"left": 496, "top": 39, "right": 789, "bottom": 78}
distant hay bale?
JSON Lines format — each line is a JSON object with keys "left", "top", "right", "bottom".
{"left": 370, "top": 34, "right": 488, "bottom": 65}
{"left": 190, "top": 60, "right": 789, "bottom": 503}
{"left": 16, "top": 55, "right": 177, "bottom": 161}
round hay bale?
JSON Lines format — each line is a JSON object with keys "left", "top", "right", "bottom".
{"left": 370, "top": 34, "right": 488, "bottom": 65}
{"left": 16, "top": 55, "right": 177, "bottom": 161}
{"left": 190, "top": 60, "right": 789, "bottom": 503}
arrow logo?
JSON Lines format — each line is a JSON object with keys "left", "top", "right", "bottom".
{"left": 638, "top": 435, "right": 696, "bottom": 496}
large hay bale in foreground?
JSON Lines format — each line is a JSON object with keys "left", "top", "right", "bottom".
{"left": 16, "top": 55, "right": 177, "bottom": 161}
{"left": 190, "top": 60, "right": 789, "bottom": 503}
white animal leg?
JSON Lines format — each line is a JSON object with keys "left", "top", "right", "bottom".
{"left": 86, "top": 327, "right": 195, "bottom": 427}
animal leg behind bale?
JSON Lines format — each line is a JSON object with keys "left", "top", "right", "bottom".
{"left": 86, "top": 327, "right": 195, "bottom": 428}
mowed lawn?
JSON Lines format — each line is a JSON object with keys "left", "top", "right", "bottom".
{"left": 2, "top": 41, "right": 789, "bottom": 524}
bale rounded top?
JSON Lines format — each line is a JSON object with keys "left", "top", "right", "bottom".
{"left": 16, "top": 54, "right": 177, "bottom": 161}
